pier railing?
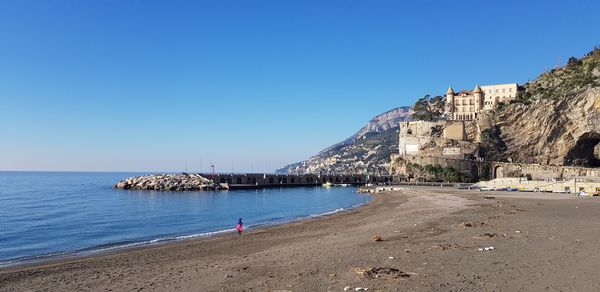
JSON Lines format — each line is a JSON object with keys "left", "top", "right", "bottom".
{"left": 198, "top": 173, "right": 471, "bottom": 189}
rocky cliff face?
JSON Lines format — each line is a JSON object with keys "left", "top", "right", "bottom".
{"left": 486, "top": 49, "right": 600, "bottom": 167}
{"left": 277, "top": 106, "right": 412, "bottom": 174}
{"left": 349, "top": 106, "right": 412, "bottom": 142}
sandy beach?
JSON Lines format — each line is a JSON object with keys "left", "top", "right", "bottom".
{"left": 2, "top": 187, "right": 600, "bottom": 291}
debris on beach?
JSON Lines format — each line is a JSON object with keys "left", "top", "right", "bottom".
{"left": 483, "top": 196, "right": 496, "bottom": 200}
{"left": 372, "top": 235, "right": 383, "bottom": 242}
{"left": 477, "top": 246, "right": 495, "bottom": 251}
{"left": 507, "top": 208, "right": 525, "bottom": 214}
{"left": 357, "top": 186, "right": 406, "bottom": 193}
{"left": 431, "top": 243, "right": 460, "bottom": 250}
{"left": 462, "top": 221, "right": 486, "bottom": 228}
{"left": 352, "top": 267, "right": 411, "bottom": 279}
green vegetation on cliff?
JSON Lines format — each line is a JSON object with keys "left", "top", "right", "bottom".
{"left": 522, "top": 47, "right": 600, "bottom": 102}
{"left": 411, "top": 95, "right": 445, "bottom": 121}
{"left": 405, "top": 162, "right": 473, "bottom": 183}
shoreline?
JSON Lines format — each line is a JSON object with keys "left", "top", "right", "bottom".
{"left": 4, "top": 187, "right": 600, "bottom": 291}
{"left": 0, "top": 192, "right": 377, "bottom": 271}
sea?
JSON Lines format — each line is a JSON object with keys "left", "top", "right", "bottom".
{"left": 0, "top": 171, "right": 371, "bottom": 266}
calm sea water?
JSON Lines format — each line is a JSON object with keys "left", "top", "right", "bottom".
{"left": 0, "top": 171, "right": 370, "bottom": 265}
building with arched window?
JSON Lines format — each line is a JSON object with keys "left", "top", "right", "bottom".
{"left": 445, "top": 83, "right": 520, "bottom": 120}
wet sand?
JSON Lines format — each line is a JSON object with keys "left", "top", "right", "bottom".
{"left": 2, "top": 187, "right": 600, "bottom": 291}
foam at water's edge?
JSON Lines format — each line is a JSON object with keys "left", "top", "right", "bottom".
{"left": 310, "top": 208, "right": 345, "bottom": 217}
{"left": 0, "top": 195, "right": 371, "bottom": 268}
{"left": 174, "top": 228, "right": 236, "bottom": 240}
{"left": 0, "top": 228, "right": 238, "bottom": 268}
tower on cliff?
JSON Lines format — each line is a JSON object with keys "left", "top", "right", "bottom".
{"left": 446, "top": 86, "right": 455, "bottom": 120}
{"left": 473, "top": 84, "right": 483, "bottom": 114}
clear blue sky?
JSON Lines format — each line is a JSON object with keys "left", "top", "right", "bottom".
{"left": 1, "top": 0, "right": 598, "bottom": 172}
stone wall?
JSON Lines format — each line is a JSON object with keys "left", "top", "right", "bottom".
{"left": 391, "top": 153, "right": 600, "bottom": 182}
{"left": 443, "top": 121, "right": 465, "bottom": 140}
{"left": 394, "top": 154, "right": 481, "bottom": 179}
{"left": 476, "top": 177, "right": 600, "bottom": 194}
{"left": 398, "top": 121, "right": 443, "bottom": 156}
{"left": 492, "top": 162, "right": 600, "bottom": 180}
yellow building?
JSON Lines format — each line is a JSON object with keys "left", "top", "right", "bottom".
{"left": 446, "top": 83, "right": 519, "bottom": 120}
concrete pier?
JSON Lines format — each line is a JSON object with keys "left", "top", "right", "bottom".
{"left": 199, "top": 173, "right": 393, "bottom": 190}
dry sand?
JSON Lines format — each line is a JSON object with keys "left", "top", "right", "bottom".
{"left": 2, "top": 187, "right": 600, "bottom": 291}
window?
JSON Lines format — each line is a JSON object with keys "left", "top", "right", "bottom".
{"left": 495, "top": 89, "right": 499, "bottom": 93}
{"left": 502, "top": 89, "right": 506, "bottom": 93}
{"left": 469, "top": 99, "right": 473, "bottom": 105}
{"left": 462, "top": 100, "right": 466, "bottom": 105}
{"left": 509, "top": 88, "right": 513, "bottom": 92}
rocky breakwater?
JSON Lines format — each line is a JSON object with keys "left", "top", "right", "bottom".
{"left": 114, "top": 173, "right": 228, "bottom": 191}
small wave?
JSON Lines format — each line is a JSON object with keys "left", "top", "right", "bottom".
{"left": 78, "top": 241, "right": 152, "bottom": 255}
{"left": 0, "top": 251, "right": 73, "bottom": 268}
{"left": 175, "top": 228, "right": 235, "bottom": 240}
{"left": 309, "top": 208, "right": 345, "bottom": 217}
{"left": 0, "top": 228, "right": 237, "bottom": 268}
{"left": 80, "top": 228, "right": 237, "bottom": 253}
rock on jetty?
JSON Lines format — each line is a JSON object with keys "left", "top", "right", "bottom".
{"left": 357, "top": 186, "right": 406, "bottom": 193}
{"left": 114, "top": 173, "right": 228, "bottom": 191}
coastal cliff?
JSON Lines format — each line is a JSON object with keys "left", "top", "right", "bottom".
{"left": 389, "top": 47, "right": 600, "bottom": 181}
{"left": 282, "top": 47, "right": 600, "bottom": 179}
{"left": 114, "top": 173, "right": 227, "bottom": 191}
{"left": 277, "top": 106, "right": 412, "bottom": 174}
{"left": 483, "top": 49, "right": 600, "bottom": 167}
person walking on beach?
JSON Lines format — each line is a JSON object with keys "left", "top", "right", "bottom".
{"left": 236, "top": 218, "right": 244, "bottom": 235}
